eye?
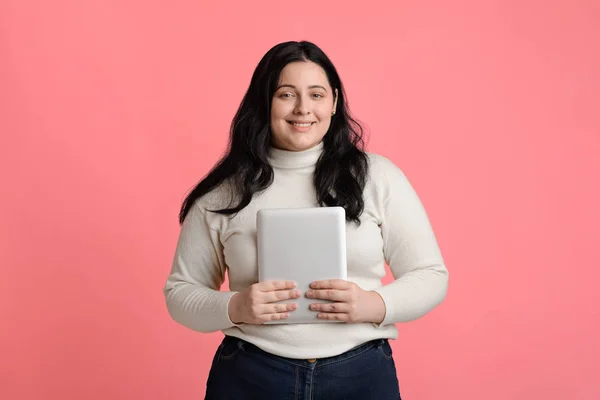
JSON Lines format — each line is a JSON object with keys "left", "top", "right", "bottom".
{"left": 312, "top": 93, "right": 324, "bottom": 98}
{"left": 279, "top": 93, "right": 294, "bottom": 98}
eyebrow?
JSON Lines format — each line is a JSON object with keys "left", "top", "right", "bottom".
{"left": 276, "top": 84, "right": 328, "bottom": 92}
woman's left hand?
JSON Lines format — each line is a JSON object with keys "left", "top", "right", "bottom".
{"left": 306, "top": 280, "right": 386, "bottom": 324}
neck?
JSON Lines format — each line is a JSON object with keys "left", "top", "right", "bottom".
{"left": 268, "top": 141, "right": 324, "bottom": 169}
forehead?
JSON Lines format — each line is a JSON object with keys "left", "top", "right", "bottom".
{"left": 278, "top": 61, "right": 330, "bottom": 87}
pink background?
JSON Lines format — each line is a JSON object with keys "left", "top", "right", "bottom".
{"left": 1, "top": 1, "right": 599, "bottom": 399}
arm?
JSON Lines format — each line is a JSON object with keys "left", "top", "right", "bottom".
{"left": 373, "top": 157, "right": 449, "bottom": 325}
{"left": 163, "top": 202, "right": 237, "bottom": 333}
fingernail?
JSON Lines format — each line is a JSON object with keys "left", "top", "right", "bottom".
{"left": 310, "top": 304, "right": 316, "bottom": 310}
{"left": 306, "top": 291, "right": 312, "bottom": 297}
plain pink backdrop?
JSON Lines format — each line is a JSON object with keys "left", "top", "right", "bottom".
{"left": 1, "top": 1, "right": 599, "bottom": 399}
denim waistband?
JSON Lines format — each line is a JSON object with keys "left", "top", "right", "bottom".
{"left": 222, "top": 335, "right": 389, "bottom": 368}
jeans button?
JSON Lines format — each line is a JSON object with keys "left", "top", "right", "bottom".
{"left": 307, "top": 358, "right": 317, "bottom": 363}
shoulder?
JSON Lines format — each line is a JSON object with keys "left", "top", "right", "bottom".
{"left": 365, "top": 151, "right": 407, "bottom": 184}
{"left": 192, "top": 178, "right": 237, "bottom": 213}
{"left": 181, "top": 180, "right": 236, "bottom": 231}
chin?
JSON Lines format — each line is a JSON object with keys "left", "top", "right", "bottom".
{"left": 282, "top": 137, "right": 321, "bottom": 151}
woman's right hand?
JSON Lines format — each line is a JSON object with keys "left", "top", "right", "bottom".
{"left": 227, "top": 281, "right": 301, "bottom": 324}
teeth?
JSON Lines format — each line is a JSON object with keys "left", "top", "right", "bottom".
{"left": 291, "top": 122, "right": 312, "bottom": 127}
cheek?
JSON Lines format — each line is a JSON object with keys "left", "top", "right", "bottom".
{"left": 316, "top": 108, "right": 332, "bottom": 123}
{"left": 271, "top": 101, "right": 291, "bottom": 121}
{"left": 318, "top": 100, "right": 335, "bottom": 118}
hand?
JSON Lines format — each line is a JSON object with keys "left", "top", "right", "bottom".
{"left": 306, "top": 280, "right": 386, "bottom": 324}
{"left": 228, "top": 281, "right": 301, "bottom": 325}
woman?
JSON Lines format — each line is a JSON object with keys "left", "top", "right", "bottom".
{"left": 164, "top": 41, "right": 448, "bottom": 399}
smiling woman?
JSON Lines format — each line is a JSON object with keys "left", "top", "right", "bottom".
{"left": 163, "top": 40, "right": 449, "bottom": 400}
{"left": 174, "top": 40, "right": 370, "bottom": 226}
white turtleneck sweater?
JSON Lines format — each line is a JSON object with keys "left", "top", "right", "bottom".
{"left": 163, "top": 142, "right": 448, "bottom": 359}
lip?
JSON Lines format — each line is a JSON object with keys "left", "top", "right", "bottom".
{"left": 287, "top": 120, "right": 315, "bottom": 132}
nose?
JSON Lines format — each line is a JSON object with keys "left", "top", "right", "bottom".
{"left": 293, "top": 96, "right": 310, "bottom": 115}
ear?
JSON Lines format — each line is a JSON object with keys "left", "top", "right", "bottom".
{"left": 333, "top": 88, "right": 339, "bottom": 113}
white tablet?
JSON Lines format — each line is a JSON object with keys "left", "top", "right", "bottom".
{"left": 256, "top": 206, "right": 347, "bottom": 324}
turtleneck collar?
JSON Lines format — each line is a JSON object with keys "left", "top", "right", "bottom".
{"left": 267, "top": 141, "right": 324, "bottom": 169}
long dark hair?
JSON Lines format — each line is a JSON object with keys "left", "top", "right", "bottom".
{"left": 179, "top": 41, "right": 369, "bottom": 225}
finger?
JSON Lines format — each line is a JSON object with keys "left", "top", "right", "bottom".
{"left": 267, "top": 302, "right": 297, "bottom": 314}
{"left": 260, "top": 312, "right": 290, "bottom": 323}
{"left": 264, "top": 289, "right": 301, "bottom": 303}
{"left": 310, "top": 279, "right": 350, "bottom": 290}
{"left": 309, "top": 302, "right": 349, "bottom": 313}
{"left": 306, "top": 289, "right": 349, "bottom": 302}
{"left": 259, "top": 280, "right": 296, "bottom": 292}
{"left": 316, "top": 312, "right": 349, "bottom": 322}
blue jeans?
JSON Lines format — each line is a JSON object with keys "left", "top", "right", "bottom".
{"left": 205, "top": 335, "right": 401, "bottom": 399}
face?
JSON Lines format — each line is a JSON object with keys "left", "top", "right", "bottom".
{"left": 270, "top": 61, "right": 338, "bottom": 151}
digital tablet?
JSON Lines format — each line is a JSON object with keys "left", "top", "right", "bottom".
{"left": 256, "top": 206, "right": 347, "bottom": 324}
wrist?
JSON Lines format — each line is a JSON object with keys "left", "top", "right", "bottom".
{"left": 367, "top": 290, "right": 386, "bottom": 324}
{"left": 228, "top": 292, "right": 241, "bottom": 325}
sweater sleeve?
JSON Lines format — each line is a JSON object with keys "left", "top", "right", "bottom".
{"left": 372, "top": 157, "right": 449, "bottom": 325}
{"left": 163, "top": 202, "right": 238, "bottom": 333}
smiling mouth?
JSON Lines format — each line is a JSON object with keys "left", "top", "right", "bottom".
{"left": 287, "top": 121, "right": 316, "bottom": 127}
